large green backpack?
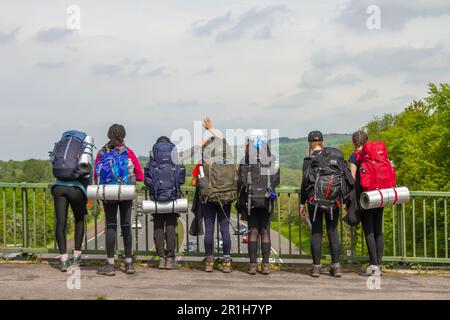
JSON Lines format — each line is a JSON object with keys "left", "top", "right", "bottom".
{"left": 198, "top": 138, "right": 238, "bottom": 205}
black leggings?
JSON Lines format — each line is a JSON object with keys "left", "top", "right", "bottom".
{"left": 308, "top": 205, "right": 340, "bottom": 265}
{"left": 361, "top": 208, "right": 384, "bottom": 265}
{"left": 52, "top": 186, "right": 87, "bottom": 254}
{"left": 153, "top": 213, "right": 178, "bottom": 259}
{"left": 103, "top": 200, "right": 133, "bottom": 259}
{"left": 247, "top": 209, "right": 272, "bottom": 263}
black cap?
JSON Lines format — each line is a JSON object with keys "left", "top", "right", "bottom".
{"left": 308, "top": 130, "right": 323, "bottom": 142}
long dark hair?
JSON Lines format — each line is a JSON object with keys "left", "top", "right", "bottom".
{"left": 352, "top": 130, "right": 368, "bottom": 149}
{"left": 105, "top": 124, "right": 126, "bottom": 149}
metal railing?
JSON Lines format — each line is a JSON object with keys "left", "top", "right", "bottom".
{"left": 0, "top": 182, "right": 449, "bottom": 264}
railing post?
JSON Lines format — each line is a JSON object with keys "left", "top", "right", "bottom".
{"left": 412, "top": 198, "right": 416, "bottom": 257}
{"left": 22, "top": 186, "right": 28, "bottom": 248}
{"left": 2, "top": 188, "right": 6, "bottom": 248}
{"left": 277, "top": 193, "right": 281, "bottom": 258}
{"left": 445, "top": 198, "right": 448, "bottom": 259}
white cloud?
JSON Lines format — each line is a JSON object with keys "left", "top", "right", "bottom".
{"left": 0, "top": 0, "right": 449, "bottom": 159}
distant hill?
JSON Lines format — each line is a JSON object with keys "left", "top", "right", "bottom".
{"left": 271, "top": 133, "right": 352, "bottom": 170}
{"left": 0, "top": 134, "right": 351, "bottom": 186}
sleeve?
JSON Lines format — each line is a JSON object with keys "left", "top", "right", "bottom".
{"left": 192, "top": 162, "right": 201, "bottom": 177}
{"left": 93, "top": 153, "right": 101, "bottom": 180}
{"left": 300, "top": 158, "right": 310, "bottom": 205}
{"left": 348, "top": 152, "right": 358, "bottom": 166}
{"left": 127, "top": 149, "right": 144, "bottom": 182}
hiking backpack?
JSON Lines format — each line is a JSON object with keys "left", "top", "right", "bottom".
{"left": 144, "top": 141, "right": 186, "bottom": 202}
{"left": 198, "top": 137, "right": 238, "bottom": 205}
{"left": 359, "top": 142, "right": 396, "bottom": 191}
{"left": 96, "top": 145, "right": 134, "bottom": 185}
{"left": 51, "top": 130, "right": 87, "bottom": 181}
{"left": 304, "top": 147, "right": 349, "bottom": 221}
{"left": 238, "top": 150, "right": 280, "bottom": 212}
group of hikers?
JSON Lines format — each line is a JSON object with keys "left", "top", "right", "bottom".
{"left": 51, "top": 117, "right": 393, "bottom": 278}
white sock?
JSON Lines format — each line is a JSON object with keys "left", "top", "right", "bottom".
{"left": 125, "top": 257, "right": 132, "bottom": 263}
{"left": 60, "top": 254, "right": 69, "bottom": 262}
{"left": 107, "top": 258, "right": 114, "bottom": 265}
{"left": 73, "top": 250, "right": 81, "bottom": 258}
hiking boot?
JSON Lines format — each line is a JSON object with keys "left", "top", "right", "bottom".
{"left": 165, "top": 257, "right": 178, "bottom": 270}
{"left": 124, "top": 261, "right": 135, "bottom": 274}
{"left": 72, "top": 256, "right": 83, "bottom": 267}
{"left": 97, "top": 262, "right": 115, "bottom": 276}
{"left": 221, "top": 259, "right": 232, "bottom": 273}
{"left": 158, "top": 258, "right": 166, "bottom": 270}
{"left": 204, "top": 256, "right": 214, "bottom": 272}
{"left": 310, "top": 264, "right": 321, "bottom": 277}
{"left": 248, "top": 263, "right": 257, "bottom": 275}
{"left": 59, "top": 259, "right": 71, "bottom": 272}
{"left": 260, "top": 263, "right": 271, "bottom": 275}
{"left": 330, "top": 265, "right": 342, "bottom": 277}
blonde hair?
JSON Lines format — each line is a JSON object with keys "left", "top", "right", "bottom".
{"left": 309, "top": 141, "right": 324, "bottom": 155}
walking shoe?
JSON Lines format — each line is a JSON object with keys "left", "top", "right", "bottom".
{"left": 97, "top": 262, "right": 115, "bottom": 276}
{"left": 124, "top": 261, "right": 135, "bottom": 274}
{"left": 204, "top": 256, "right": 214, "bottom": 272}
{"left": 330, "top": 265, "right": 342, "bottom": 277}
{"left": 165, "top": 257, "right": 178, "bottom": 270}
{"left": 260, "top": 263, "right": 271, "bottom": 275}
{"left": 221, "top": 259, "right": 232, "bottom": 273}
{"left": 248, "top": 263, "right": 257, "bottom": 275}
{"left": 158, "top": 258, "right": 166, "bottom": 270}
{"left": 72, "top": 256, "right": 83, "bottom": 267}
{"left": 59, "top": 259, "right": 71, "bottom": 272}
{"left": 310, "top": 264, "right": 321, "bottom": 277}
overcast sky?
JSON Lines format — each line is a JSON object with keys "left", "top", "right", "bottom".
{"left": 0, "top": 0, "right": 449, "bottom": 160}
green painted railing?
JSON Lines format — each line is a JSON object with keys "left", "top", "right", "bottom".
{"left": 0, "top": 183, "right": 449, "bottom": 264}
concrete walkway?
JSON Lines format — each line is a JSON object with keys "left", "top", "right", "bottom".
{"left": 0, "top": 263, "right": 449, "bottom": 300}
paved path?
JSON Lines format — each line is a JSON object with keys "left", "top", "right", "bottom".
{"left": 0, "top": 263, "right": 449, "bottom": 300}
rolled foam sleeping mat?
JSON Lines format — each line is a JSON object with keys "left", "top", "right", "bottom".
{"left": 141, "top": 198, "right": 189, "bottom": 214}
{"left": 360, "top": 187, "right": 410, "bottom": 210}
{"left": 78, "top": 136, "right": 94, "bottom": 174}
{"left": 87, "top": 185, "right": 136, "bottom": 201}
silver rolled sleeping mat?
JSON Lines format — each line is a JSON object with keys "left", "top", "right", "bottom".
{"left": 87, "top": 185, "right": 136, "bottom": 201}
{"left": 141, "top": 198, "right": 188, "bottom": 214}
{"left": 360, "top": 187, "right": 410, "bottom": 210}
{"left": 78, "top": 135, "right": 94, "bottom": 174}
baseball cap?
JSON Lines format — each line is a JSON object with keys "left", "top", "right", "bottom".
{"left": 308, "top": 130, "right": 323, "bottom": 142}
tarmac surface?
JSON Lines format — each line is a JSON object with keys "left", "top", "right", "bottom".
{"left": 0, "top": 262, "right": 449, "bottom": 300}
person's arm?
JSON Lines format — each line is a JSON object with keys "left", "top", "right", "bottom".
{"left": 348, "top": 153, "right": 358, "bottom": 180}
{"left": 299, "top": 157, "right": 310, "bottom": 221}
{"left": 128, "top": 149, "right": 144, "bottom": 182}
{"left": 203, "top": 117, "right": 222, "bottom": 139}
{"left": 349, "top": 163, "right": 357, "bottom": 180}
{"left": 93, "top": 153, "right": 100, "bottom": 182}
{"left": 300, "top": 158, "right": 310, "bottom": 205}
{"left": 191, "top": 163, "right": 200, "bottom": 186}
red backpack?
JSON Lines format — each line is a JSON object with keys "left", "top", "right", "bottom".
{"left": 359, "top": 142, "right": 396, "bottom": 191}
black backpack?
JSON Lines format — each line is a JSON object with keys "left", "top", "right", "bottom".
{"left": 51, "top": 130, "right": 87, "bottom": 181}
{"left": 237, "top": 148, "right": 280, "bottom": 214}
{"left": 303, "top": 147, "right": 349, "bottom": 221}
